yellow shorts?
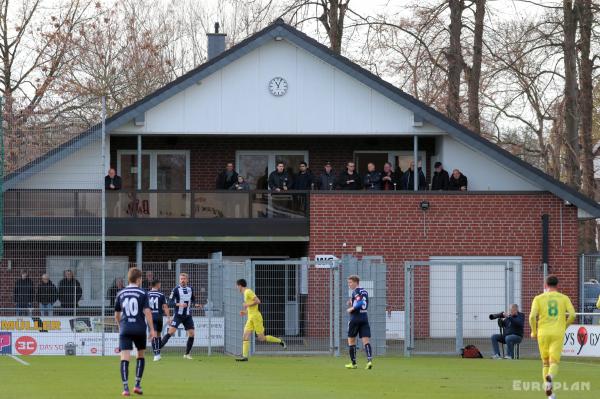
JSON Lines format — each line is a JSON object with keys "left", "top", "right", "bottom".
{"left": 537, "top": 334, "right": 563, "bottom": 363}
{"left": 244, "top": 313, "right": 265, "bottom": 335}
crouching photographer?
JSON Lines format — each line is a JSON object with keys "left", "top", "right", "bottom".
{"left": 490, "top": 304, "right": 524, "bottom": 359}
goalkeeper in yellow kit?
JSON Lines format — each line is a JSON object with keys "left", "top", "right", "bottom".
{"left": 529, "top": 275, "right": 575, "bottom": 399}
{"left": 235, "top": 279, "right": 287, "bottom": 361}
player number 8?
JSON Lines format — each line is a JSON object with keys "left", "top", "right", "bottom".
{"left": 547, "top": 300, "right": 558, "bottom": 317}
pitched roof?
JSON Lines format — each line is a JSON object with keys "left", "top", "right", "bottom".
{"left": 4, "top": 19, "right": 600, "bottom": 218}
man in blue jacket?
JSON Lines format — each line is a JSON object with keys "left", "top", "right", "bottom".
{"left": 491, "top": 304, "right": 524, "bottom": 359}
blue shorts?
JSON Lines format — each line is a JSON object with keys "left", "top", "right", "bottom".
{"left": 348, "top": 319, "right": 371, "bottom": 338}
{"left": 170, "top": 315, "right": 194, "bottom": 331}
{"left": 152, "top": 317, "right": 163, "bottom": 335}
{"left": 119, "top": 334, "right": 147, "bottom": 351}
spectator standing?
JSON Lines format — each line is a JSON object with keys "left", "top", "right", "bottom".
{"left": 293, "top": 162, "right": 314, "bottom": 190}
{"left": 317, "top": 162, "right": 336, "bottom": 190}
{"left": 449, "top": 169, "right": 468, "bottom": 191}
{"left": 363, "top": 163, "right": 382, "bottom": 190}
{"left": 37, "top": 274, "right": 58, "bottom": 316}
{"left": 14, "top": 271, "right": 34, "bottom": 316}
{"left": 268, "top": 162, "right": 292, "bottom": 191}
{"left": 108, "top": 277, "right": 125, "bottom": 308}
{"left": 144, "top": 271, "right": 155, "bottom": 291}
{"left": 336, "top": 162, "right": 362, "bottom": 190}
{"left": 229, "top": 175, "right": 250, "bottom": 191}
{"left": 215, "top": 162, "right": 239, "bottom": 190}
{"left": 381, "top": 162, "right": 399, "bottom": 191}
{"left": 105, "top": 168, "right": 122, "bottom": 190}
{"left": 402, "top": 160, "right": 427, "bottom": 190}
{"left": 431, "top": 162, "right": 450, "bottom": 191}
{"left": 58, "top": 269, "right": 83, "bottom": 313}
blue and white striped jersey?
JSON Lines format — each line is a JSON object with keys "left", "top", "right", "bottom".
{"left": 115, "top": 285, "right": 150, "bottom": 335}
{"left": 147, "top": 290, "right": 167, "bottom": 318}
{"left": 169, "top": 285, "right": 196, "bottom": 316}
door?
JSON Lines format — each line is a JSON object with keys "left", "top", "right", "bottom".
{"left": 238, "top": 154, "right": 269, "bottom": 190}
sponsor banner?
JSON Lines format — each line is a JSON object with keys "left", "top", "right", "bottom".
{"left": 166, "top": 318, "right": 224, "bottom": 347}
{"left": 563, "top": 325, "right": 600, "bottom": 357}
{"left": 11, "top": 332, "right": 121, "bottom": 356}
{"left": 0, "top": 332, "right": 12, "bottom": 354}
{"left": 0, "top": 316, "right": 106, "bottom": 333}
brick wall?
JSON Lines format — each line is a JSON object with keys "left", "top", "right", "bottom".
{"left": 308, "top": 192, "right": 579, "bottom": 337}
{"left": 109, "top": 135, "right": 436, "bottom": 189}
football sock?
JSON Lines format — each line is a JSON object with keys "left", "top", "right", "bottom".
{"left": 349, "top": 345, "right": 357, "bottom": 365}
{"left": 265, "top": 335, "right": 281, "bottom": 344}
{"left": 242, "top": 340, "right": 250, "bottom": 358}
{"left": 135, "top": 358, "right": 145, "bottom": 387}
{"left": 152, "top": 337, "right": 161, "bottom": 355}
{"left": 185, "top": 337, "right": 194, "bottom": 355}
{"left": 364, "top": 343, "right": 373, "bottom": 361}
{"left": 543, "top": 365, "right": 549, "bottom": 380}
{"left": 120, "top": 360, "right": 129, "bottom": 390}
{"left": 160, "top": 333, "right": 171, "bottom": 348}
{"left": 549, "top": 363, "right": 558, "bottom": 378}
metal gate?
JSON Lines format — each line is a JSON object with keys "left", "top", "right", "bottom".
{"left": 404, "top": 259, "right": 520, "bottom": 357}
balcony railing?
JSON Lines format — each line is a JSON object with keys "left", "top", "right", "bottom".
{"left": 3, "top": 190, "right": 309, "bottom": 219}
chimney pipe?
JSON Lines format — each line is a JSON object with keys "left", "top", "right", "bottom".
{"left": 207, "top": 22, "right": 226, "bottom": 60}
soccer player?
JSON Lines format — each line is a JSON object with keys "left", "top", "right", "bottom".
{"left": 159, "top": 273, "right": 202, "bottom": 359}
{"left": 345, "top": 275, "right": 373, "bottom": 370}
{"left": 148, "top": 279, "right": 170, "bottom": 361}
{"left": 529, "top": 275, "right": 575, "bottom": 399}
{"left": 115, "top": 267, "right": 156, "bottom": 396}
{"left": 235, "top": 278, "right": 286, "bottom": 361}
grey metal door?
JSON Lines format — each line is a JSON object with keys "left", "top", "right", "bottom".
{"left": 223, "top": 260, "right": 251, "bottom": 356}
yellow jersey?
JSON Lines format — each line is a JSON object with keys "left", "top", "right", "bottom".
{"left": 596, "top": 295, "right": 600, "bottom": 310}
{"left": 243, "top": 288, "right": 260, "bottom": 317}
{"left": 529, "top": 291, "right": 575, "bottom": 337}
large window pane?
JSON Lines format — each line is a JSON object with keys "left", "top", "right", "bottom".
{"left": 157, "top": 154, "right": 186, "bottom": 190}
{"left": 120, "top": 154, "right": 150, "bottom": 190}
{"left": 239, "top": 154, "right": 269, "bottom": 190}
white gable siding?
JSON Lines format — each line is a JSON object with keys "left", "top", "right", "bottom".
{"left": 440, "top": 135, "right": 540, "bottom": 191}
{"left": 114, "top": 40, "right": 443, "bottom": 135}
{"left": 14, "top": 139, "right": 103, "bottom": 189}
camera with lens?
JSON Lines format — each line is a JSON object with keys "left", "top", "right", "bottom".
{"left": 489, "top": 312, "right": 505, "bottom": 320}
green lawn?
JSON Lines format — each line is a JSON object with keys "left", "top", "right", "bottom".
{"left": 1, "top": 355, "right": 598, "bottom": 398}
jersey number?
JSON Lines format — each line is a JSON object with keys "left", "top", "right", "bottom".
{"left": 547, "top": 300, "right": 558, "bottom": 317}
{"left": 122, "top": 298, "right": 139, "bottom": 317}
{"left": 149, "top": 297, "right": 158, "bottom": 310}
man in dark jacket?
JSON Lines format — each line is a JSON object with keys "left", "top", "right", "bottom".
{"left": 107, "top": 277, "right": 125, "bottom": 308}
{"left": 58, "top": 269, "right": 82, "bottom": 314}
{"left": 36, "top": 274, "right": 58, "bottom": 316}
{"left": 381, "top": 162, "right": 399, "bottom": 191}
{"left": 293, "top": 162, "right": 314, "bottom": 190}
{"left": 105, "top": 168, "right": 122, "bottom": 190}
{"left": 449, "top": 169, "right": 468, "bottom": 191}
{"left": 491, "top": 304, "right": 524, "bottom": 359}
{"left": 215, "top": 162, "right": 239, "bottom": 190}
{"left": 268, "top": 162, "right": 293, "bottom": 191}
{"left": 402, "top": 160, "right": 427, "bottom": 190}
{"left": 317, "top": 162, "right": 336, "bottom": 190}
{"left": 363, "top": 162, "right": 382, "bottom": 190}
{"left": 14, "top": 271, "right": 34, "bottom": 316}
{"left": 336, "top": 162, "right": 362, "bottom": 190}
{"left": 431, "top": 162, "right": 450, "bottom": 191}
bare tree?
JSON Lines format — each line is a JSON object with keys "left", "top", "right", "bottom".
{"left": 445, "top": 0, "right": 464, "bottom": 121}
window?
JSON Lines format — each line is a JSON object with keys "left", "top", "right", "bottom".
{"left": 117, "top": 150, "right": 190, "bottom": 190}
{"left": 46, "top": 257, "right": 129, "bottom": 307}
{"left": 354, "top": 151, "right": 427, "bottom": 176}
{"left": 236, "top": 151, "right": 309, "bottom": 189}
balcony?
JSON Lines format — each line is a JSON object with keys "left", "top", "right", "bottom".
{"left": 2, "top": 190, "right": 309, "bottom": 240}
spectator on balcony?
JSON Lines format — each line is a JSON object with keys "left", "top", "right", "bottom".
{"left": 144, "top": 271, "right": 155, "bottom": 291}
{"left": 58, "top": 269, "right": 82, "bottom": 313}
{"left": 401, "top": 160, "right": 427, "bottom": 190}
{"left": 14, "top": 271, "right": 34, "bottom": 316}
{"left": 317, "top": 161, "right": 336, "bottom": 190}
{"left": 381, "top": 162, "right": 399, "bottom": 191}
{"left": 431, "top": 162, "right": 450, "bottom": 191}
{"left": 363, "top": 162, "right": 382, "bottom": 190}
{"left": 449, "top": 169, "right": 468, "bottom": 191}
{"left": 216, "top": 162, "right": 239, "bottom": 190}
{"left": 37, "top": 274, "right": 58, "bottom": 316}
{"left": 336, "top": 162, "right": 362, "bottom": 190}
{"left": 108, "top": 277, "right": 125, "bottom": 308}
{"left": 105, "top": 168, "right": 122, "bottom": 190}
{"left": 268, "top": 162, "right": 293, "bottom": 192}
{"left": 293, "top": 162, "right": 314, "bottom": 190}
{"left": 230, "top": 175, "right": 250, "bottom": 191}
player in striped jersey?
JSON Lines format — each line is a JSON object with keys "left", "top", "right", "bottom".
{"left": 115, "top": 268, "right": 156, "bottom": 396}
{"left": 147, "top": 279, "right": 170, "bottom": 361}
{"left": 159, "top": 273, "right": 202, "bottom": 359}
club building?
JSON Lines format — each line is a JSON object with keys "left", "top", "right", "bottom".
{"left": 2, "top": 20, "right": 599, "bottom": 350}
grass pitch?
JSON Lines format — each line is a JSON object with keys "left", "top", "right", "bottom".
{"left": 1, "top": 354, "right": 598, "bottom": 398}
